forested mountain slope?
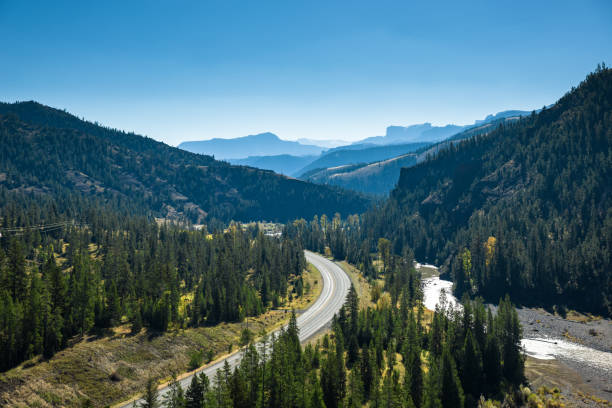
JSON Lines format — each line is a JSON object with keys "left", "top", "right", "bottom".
{"left": 370, "top": 66, "right": 612, "bottom": 315}
{"left": 228, "top": 154, "right": 317, "bottom": 176}
{"left": 302, "top": 153, "right": 418, "bottom": 196}
{"left": 0, "top": 102, "right": 370, "bottom": 223}
{"left": 296, "top": 142, "right": 428, "bottom": 177}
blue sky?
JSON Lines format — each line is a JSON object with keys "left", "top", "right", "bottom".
{"left": 1, "top": 1, "right": 611, "bottom": 145}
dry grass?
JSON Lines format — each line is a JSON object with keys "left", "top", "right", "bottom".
{"left": 524, "top": 357, "right": 610, "bottom": 407}
{"left": 575, "top": 392, "right": 611, "bottom": 407}
{"left": 416, "top": 264, "right": 439, "bottom": 279}
{"left": 564, "top": 310, "right": 603, "bottom": 323}
{"left": 1, "top": 318, "right": 278, "bottom": 407}
{"left": 284, "top": 263, "right": 322, "bottom": 311}
{"left": 303, "top": 259, "right": 375, "bottom": 347}
{"left": 337, "top": 261, "right": 375, "bottom": 309}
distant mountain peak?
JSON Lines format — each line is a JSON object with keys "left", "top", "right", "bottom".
{"left": 250, "top": 132, "right": 279, "bottom": 140}
{"left": 179, "top": 132, "right": 325, "bottom": 159}
{"left": 473, "top": 109, "right": 532, "bottom": 126}
{"left": 387, "top": 123, "right": 432, "bottom": 131}
{"left": 359, "top": 123, "right": 463, "bottom": 146}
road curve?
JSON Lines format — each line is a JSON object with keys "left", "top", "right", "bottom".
{"left": 118, "top": 251, "right": 351, "bottom": 407}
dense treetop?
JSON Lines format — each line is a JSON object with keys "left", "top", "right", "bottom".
{"left": 150, "top": 280, "right": 525, "bottom": 408}
{"left": 0, "top": 214, "right": 306, "bottom": 372}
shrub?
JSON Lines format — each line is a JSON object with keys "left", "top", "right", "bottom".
{"left": 188, "top": 350, "right": 204, "bottom": 370}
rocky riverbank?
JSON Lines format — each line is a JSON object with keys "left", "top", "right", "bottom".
{"left": 517, "top": 307, "right": 612, "bottom": 404}
{"left": 518, "top": 307, "right": 611, "bottom": 353}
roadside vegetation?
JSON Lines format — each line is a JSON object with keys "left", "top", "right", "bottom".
{"left": 0, "top": 257, "right": 321, "bottom": 407}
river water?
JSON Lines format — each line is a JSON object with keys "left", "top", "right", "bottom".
{"left": 421, "top": 275, "right": 612, "bottom": 375}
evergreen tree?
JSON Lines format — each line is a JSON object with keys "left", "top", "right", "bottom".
{"left": 483, "top": 336, "right": 502, "bottom": 396}
{"left": 165, "top": 374, "right": 186, "bottom": 408}
{"left": 423, "top": 357, "right": 441, "bottom": 408}
{"left": 7, "top": 239, "right": 27, "bottom": 301}
{"left": 460, "top": 330, "right": 482, "bottom": 404}
{"left": 308, "top": 370, "right": 326, "bottom": 408}
{"left": 403, "top": 343, "right": 423, "bottom": 408}
{"left": 141, "top": 377, "right": 160, "bottom": 408}
{"left": 347, "top": 368, "right": 364, "bottom": 408}
{"left": 185, "top": 370, "right": 204, "bottom": 408}
{"left": 439, "top": 347, "right": 464, "bottom": 408}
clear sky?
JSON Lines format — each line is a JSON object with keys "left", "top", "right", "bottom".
{"left": 1, "top": 1, "right": 611, "bottom": 145}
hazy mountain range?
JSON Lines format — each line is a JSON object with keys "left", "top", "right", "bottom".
{"left": 297, "top": 138, "right": 348, "bottom": 148}
{"left": 301, "top": 113, "right": 527, "bottom": 195}
{"left": 178, "top": 110, "right": 534, "bottom": 186}
{"left": 228, "top": 154, "right": 318, "bottom": 176}
{"left": 357, "top": 123, "right": 464, "bottom": 145}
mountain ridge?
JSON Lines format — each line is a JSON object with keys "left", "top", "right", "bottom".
{"left": 0, "top": 101, "right": 371, "bottom": 223}
{"left": 228, "top": 154, "right": 318, "bottom": 176}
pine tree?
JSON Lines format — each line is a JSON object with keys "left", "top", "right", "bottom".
{"left": 131, "top": 304, "right": 143, "bottom": 334}
{"left": 0, "top": 291, "right": 20, "bottom": 370}
{"left": 165, "top": 374, "right": 185, "bottom": 408}
{"left": 308, "top": 370, "right": 326, "bottom": 408}
{"left": 7, "top": 239, "right": 27, "bottom": 301}
{"left": 429, "top": 312, "right": 444, "bottom": 358}
{"left": 43, "top": 307, "right": 63, "bottom": 358}
{"left": 498, "top": 296, "right": 524, "bottom": 386}
{"left": 213, "top": 363, "right": 233, "bottom": 408}
{"left": 141, "top": 377, "right": 160, "bottom": 408}
{"left": 360, "top": 346, "right": 374, "bottom": 399}
{"left": 347, "top": 368, "right": 364, "bottom": 408}
{"left": 460, "top": 330, "right": 482, "bottom": 404}
{"left": 25, "top": 271, "right": 44, "bottom": 358}
{"left": 423, "top": 357, "right": 441, "bottom": 408}
{"left": 68, "top": 252, "right": 95, "bottom": 336}
{"left": 43, "top": 253, "right": 66, "bottom": 314}
{"left": 105, "top": 280, "right": 121, "bottom": 327}
{"left": 403, "top": 344, "right": 423, "bottom": 408}
{"left": 483, "top": 335, "right": 501, "bottom": 396}
{"left": 185, "top": 374, "right": 203, "bottom": 408}
{"left": 321, "top": 344, "right": 346, "bottom": 408}
{"left": 439, "top": 347, "right": 464, "bottom": 408}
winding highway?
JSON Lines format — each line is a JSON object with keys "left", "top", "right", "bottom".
{"left": 118, "top": 251, "right": 351, "bottom": 407}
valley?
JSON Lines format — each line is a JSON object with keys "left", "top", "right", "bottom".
{"left": 1, "top": 3, "right": 611, "bottom": 406}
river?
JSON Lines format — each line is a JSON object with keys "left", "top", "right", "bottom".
{"left": 421, "top": 274, "right": 612, "bottom": 377}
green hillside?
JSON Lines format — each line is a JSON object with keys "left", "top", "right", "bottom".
{"left": 0, "top": 102, "right": 371, "bottom": 224}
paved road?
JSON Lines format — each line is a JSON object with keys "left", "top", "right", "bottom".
{"left": 118, "top": 251, "right": 351, "bottom": 407}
